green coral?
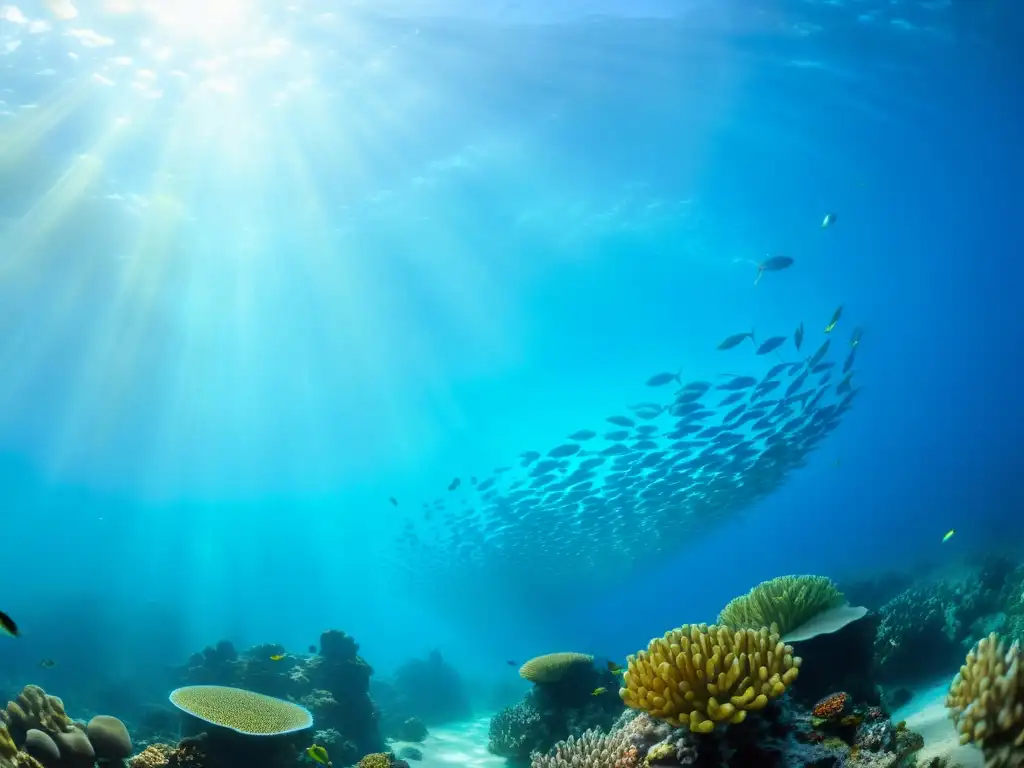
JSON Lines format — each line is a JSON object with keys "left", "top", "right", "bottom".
{"left": 717, "top": 575, "right": 845, "bottom": 637}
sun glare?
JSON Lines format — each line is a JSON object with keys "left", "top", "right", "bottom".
{"left": 109, "top": 0, "right": 263, "bottom": 45}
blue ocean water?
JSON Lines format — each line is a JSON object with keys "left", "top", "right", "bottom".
{"left": 1, "top": 0, "right": 1022, "bottom": 731}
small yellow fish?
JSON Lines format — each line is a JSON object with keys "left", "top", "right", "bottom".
{"left": 824, "top": 305, "right": 843, "bottom": 334}
{"left": 269, "top": 654, "right": 285, "bottom": 661}
{"left": 591, "top": 687, "right": 607, "bottom": 696}
{"left": 306, "top": 745, "right": 331, "bottom": 767}
{"left": 606, "top": 660, "right": 623, "bottom": 675}
{"left": 942, "top": 529, "right": 955, "bottom": 543}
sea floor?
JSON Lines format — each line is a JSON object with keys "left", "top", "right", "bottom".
{"left": 389, "top": 716, "right": 504, "bottom": 768}
{"left": 395, "top": 687, "right": 987, "bottom": 768}
{"left": 892, "top": 679, "right": 983, "bottom": 768}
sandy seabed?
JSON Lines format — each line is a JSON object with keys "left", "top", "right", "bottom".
{"left": 389, "top": 716, "right": 504, "bottom": 768}
{"left": 893, "top": 679, "right": 983, "bottom": 768}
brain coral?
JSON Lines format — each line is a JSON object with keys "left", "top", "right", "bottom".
{"left": 946, "top": 632, "right": 1023, "bottom": 768}
{"left": 519, "top": 653, "right": 594, "bottom": 684}
{"left": 169, "top": 686, "right": 313, "bottom": 736}
{"left": 619, "top": 623, "right": 801, "bottom": 733}
{"left": 717, "top": 575, "right": 845, "bottom": 638}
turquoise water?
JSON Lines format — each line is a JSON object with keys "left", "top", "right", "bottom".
{"left": 1, "top": 0, "right": 1021, "bottom": 715}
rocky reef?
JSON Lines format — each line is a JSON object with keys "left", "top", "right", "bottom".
{"left": 169, "top": 629, "right": 384, "bottom": 765}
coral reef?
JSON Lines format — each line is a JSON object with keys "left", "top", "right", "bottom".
{"left": 370, "top": 650, "right": 471, "bottom": 735}
{"left": 173, "top": 630, "right": 384, "bottom": 765}
{"left": 488, "top": 658, "right": 622, "bottom": 765}
{"left": 875, "top": 556, "right": 1016, "bottom": 684}
{"left": 946, "top": 632, "right": 1023, "bottom": 767}
{"left": 619, "top": 624, "right": 800, "bottom": 733}
{"left": 530, "top": 693, "right": 923, "bottom": 768}
{"left": 1, "top": 686, "right": 131, "bottom": 768}
{"left": 717, "top": 576, "right": 846, "bottom": 638}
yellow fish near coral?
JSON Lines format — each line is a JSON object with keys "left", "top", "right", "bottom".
{"left": 270, "top": 654, "right": 285, "bottom": 661}
{"left": 306, "top": 745, "right": 331, "bottom": 767}
{"left": 591, "top": 687, "right": 607, "bottom": 696}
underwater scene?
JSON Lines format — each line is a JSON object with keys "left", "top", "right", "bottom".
{"left": 1, "top": 1, "right": 1023, "bottom": 768}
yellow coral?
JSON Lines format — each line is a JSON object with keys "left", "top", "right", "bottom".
{"left": 619, "top": 623, "right": 801, "bottom": 733}
{"left": 128, "top": 745, "right": 173, "bottom": 768}
{"left": 519, "top": 653, "right": 594, "bottom": 684}
{"left": 168, "top": 686, "right": 313, "bottom": 736}
{"left": 717, "top": 575, "right": 844, "bottom": 637}
{"left": 2, "top": 686, "right": 72, "bottom": 736}
{"left": 0, "top": 725, "right": 45, "bottom": 768}
{"left": 946, "top": 632, "right": 1023, "bottom": 768}
{"left": 357, "top": 753, "right": 392, "bottom": 768}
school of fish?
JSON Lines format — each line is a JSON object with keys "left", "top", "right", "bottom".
{"left": 395, "top": 300, "right": 864, "bottom": 603}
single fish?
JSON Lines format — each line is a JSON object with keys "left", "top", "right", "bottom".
{"left": 606, "top": 415, "right": 635, "bottom": 428}
{"left": 716, "top": 376, "right": 756, "bottom": 391}
{"left": 808, "top": 339, "right": 831, "bottom": 369}
{"left": 850, "top": 327, "right": 864, "bottom": 348}
{"left": 569, "top": 429, "right": 597, "bottom": 441}
{"left": 270, "top": 654, "right": 285, "bottom": 661}
{"left": 448, "top": 477, "right": 461, "bottom": 491}
{"left": 506, "top": 660, "right": 517, "bottom": 666}
{"left": 606, "top": 660, "right": 623, "bottom": 675}
{"left": 0, "top": 610, "right": 19, "bottom": 638}
{"left": 794, "top": 322, "right": 804, "bottom": 351}
{"left": 754, "top": 256, "right": 793, "bottom": 285}
{"left": 591, "top": 687, "right": 607, "bottom": 696}
{"left": 821, "top": 212, "right": 837, "bottom": 228}
{"left": 604, "top": 430, "right": 630, "bottom": 441}
{"left": 388, "top": 497, "right": 398, "bottom": 507}
{"left": 646, "top": 371, "right": 680, "bottom": 387}
{"left": 39, "top": 659, "right": 56, "bottom": 668}
{"left": 824, "top": 305, "right": 843, "bottom": 333}
{"left": 717, "top": 330, "right": 755, "bottom": 350}
{"left": 756, "top": 336, "right": 787, "bottom": 355}
{"left": 942, "top": 529, "right": 955, "bottom": 543}
{"left": 308, "top": 645, "right": 317, "bottom": 654}
{"left": 548, "top": 443, "right": 581, "bottom": 459}
{"left": 842, "top": 348, "right": 856, "bottom": 374}
{"left": 306, "top": 745, "right": 332, "bottom": 767}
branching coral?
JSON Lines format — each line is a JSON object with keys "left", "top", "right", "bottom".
{"left": 520, "top": 655, "right": 595, "bottom": 684}
{"left": 488, "top": 701, "right": 549, "bottom": 760}
{"left": 946, "top": 632, "right": 1023, "bottom": 768}
{"left": 717, "top": 575, "right": 845, "bottom": 637}
{"left": 530, "top": 724, "right": 638, "bottom": 768}
{"left": 618, "top": 623, "right": 800, "bottom": 733}
{"left": 356, "top": 753, "right": 393, "bottom": 768}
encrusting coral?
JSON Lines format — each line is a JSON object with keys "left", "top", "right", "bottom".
{"left": 520, "top": 654, "right": 595, "bottom": 684}
{"left": 946, "top": 632, "right": 1024, "bottom": 768}
{"left": 619, "top": 623, "right": 800, "bottom": 733}
{"left": 717, "top": 575, "right": 845, "bottom": 638}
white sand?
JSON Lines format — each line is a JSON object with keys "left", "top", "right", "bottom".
{"left": 389, "top": 716, "right": 504, "bottom": 768}
{"left": 892, "top": 680, "right": 983, "bottom": 767}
